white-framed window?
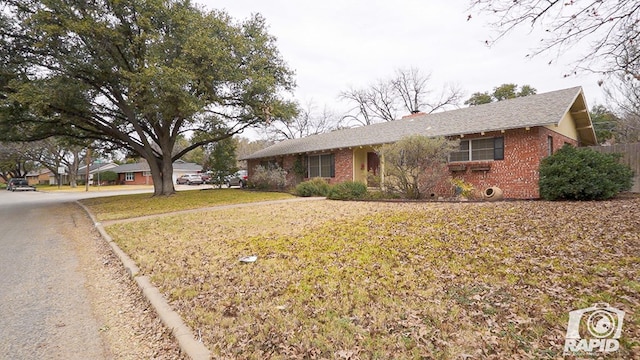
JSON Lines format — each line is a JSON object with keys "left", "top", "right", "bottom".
{"left": 143, "top": 171, "right": 151, "bottom": 177}
{"left": 450, "top": 137, "right": 504, "bottom": 162}
{"left": 307, "top": 154, "right": 335, "bottom": 178}
{"left": 125, "top": 172, "right": 134, "bottom": 181}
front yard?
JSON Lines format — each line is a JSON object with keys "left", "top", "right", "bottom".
{"left": 87, "top": 194, "right": 640, "bottom": 359}
{"left": 80, "top": 188, "right": 295, "bottom": 221}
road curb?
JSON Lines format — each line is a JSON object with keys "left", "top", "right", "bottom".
{"left": 76, "top": 201, "right": 211, "bottom": 360}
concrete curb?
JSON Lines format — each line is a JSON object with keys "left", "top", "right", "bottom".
{"left": 76, "top": 201, "right": 211, "bottom": 360}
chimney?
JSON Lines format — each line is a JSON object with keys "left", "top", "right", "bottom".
{"left": 401, "top": 111, "right": 426, "bottom": 119}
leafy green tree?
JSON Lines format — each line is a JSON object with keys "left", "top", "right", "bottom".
{"left": 378, "top": 135, "right": 457, "bottom": 199}
{"left": 465, "top": 84, "right": 537, "bottom": 106}
{"left": 590, "top": 105, "right": 619, "bottom": 144}
{"left": 95, "top": 170, "right": 118, "bottom": 184}
{"left": 0, "top": 142, "right": 37, "bottom": 181}
{"left": 464, "top": 92, "right": 493, "bottom": 106}
{"left": 492, "top": 84, "right": 519, "bottom": 101}
{"left": 204, "top": 137, "right": 238, "bottom": 188}
{"left": 0, "top": 0, "right": 296, "bottom": 196}
{"left": 539, "top": 145, "right": 633, "bottom": 200}
{"left": 174, "top": 135, "right": 205, "bottom": 164}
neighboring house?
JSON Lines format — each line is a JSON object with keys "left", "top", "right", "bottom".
{"left": 25, "top": 169, "right": 49, "bottom": 185}
{"left": 33, "top": 168, "right": 70, "bottom": 185}
{"left": 111, "top": 159, "right": 203, "bottom": 185}
{"left": 78, "top": 162, "right": 118, "bottom": 185}
{"left": 30, "top": 163, "right": 118, "bottom": 185}
{"left": 244, "top": 87, "right": 597, "bottom": 199}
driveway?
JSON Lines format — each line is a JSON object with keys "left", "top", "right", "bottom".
{"left": 0, "top": 188, "right": 182, "bottom": 359}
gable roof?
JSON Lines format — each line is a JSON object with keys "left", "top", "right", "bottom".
{"left": 244, "top": 86, "right": 596, "bottom": 160}
{"left": 78, "top": 162, "right": 118, "bottom": 174}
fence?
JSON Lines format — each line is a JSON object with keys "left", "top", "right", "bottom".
{"left": 589, "top": 142, "right": 640, "bottom": 193}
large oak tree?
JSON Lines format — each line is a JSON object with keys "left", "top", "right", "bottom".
{"left": 0, "top": 0, "right": 296, "bottom": 195}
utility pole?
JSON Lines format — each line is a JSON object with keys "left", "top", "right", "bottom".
{"left": 85, "top": 148, "right": 91, "bottom": 192}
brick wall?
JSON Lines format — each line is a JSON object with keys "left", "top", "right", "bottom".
{"left": 117, "top": 172, "right": 153, "bottom": 185}
{"left": 332, "top": 148, "right": 353, "bottom": 184}
{"left": 448, "top": 127, "right": 577, "bottom": 199}
{"left": 247, "top": 126, "right": 578, "bottom": 198}
{"left": 247, "top": 148, "right": 354, "bottom": 186}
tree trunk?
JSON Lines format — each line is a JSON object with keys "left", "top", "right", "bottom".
{"left": 160, "top": 157, "right": 175, "bottom": 195}
{"left": 148, "top": 156, "right": 175, "bottom": 196}
{"left": 69, "top": 153, "right": 79, "bottom": 188}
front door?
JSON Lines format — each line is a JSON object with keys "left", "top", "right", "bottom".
{"left": 367, "top": 152, "right": 380, "bottom": 186}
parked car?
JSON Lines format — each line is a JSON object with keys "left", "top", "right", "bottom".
{"left": 200, "top": 173, "right": 211, "bottom": 183}
{"left": 7, "top": 178, "right": 36, "bottom": 192}
{"left": 226, "top": 170, "right": 248, "bottom": 188}
{"left": 176, "top": 174, "right": 204, "bottom": 185}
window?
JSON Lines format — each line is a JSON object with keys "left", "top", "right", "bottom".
{"left": 143, "top": 171, "right": 151, "bottom": 177}
{"left": 450, "top": 137, "right": 504, "bottom": 162}
{"left": 125, "top": 172, "right": 134, "bottom": 181}
{"left": 307, "top": 154, "right": 335, "bottom": 178}
{"left": 547, "top": 136, "right": 554, "bottom": 156}
{"left": 260, "top": 159, "right": 280, "bottom": 169}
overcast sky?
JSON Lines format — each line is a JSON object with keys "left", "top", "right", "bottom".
{"left": 203, "top": 0, "right": 606, "bottom": 116}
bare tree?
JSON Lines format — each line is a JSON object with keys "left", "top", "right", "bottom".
{"left": 367, "top": 80, "right": 398, "bottom": 122}
{"left": 339, "top": 88, "right": 376, "bottom": 126}
{"left": 235, "top": 137, "right": 273, "bottom": 160}
{"left": 605, "top": 79, "right": 640, "bottom": 143}
{"left": 265, "top": 100, "right": 339, "bottom": 140}
{"left": 469, "top": 0, "right": 640, "bottom": 79}
{"left": 340, "top": 68, "right": 463, "bottom": 126}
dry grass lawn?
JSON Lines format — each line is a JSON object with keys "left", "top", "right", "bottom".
{"left": 80, "top": 189, "right": 295, "bottom": 221}
{"left": 100, "top": 197, "right": 640, "bottom": 359}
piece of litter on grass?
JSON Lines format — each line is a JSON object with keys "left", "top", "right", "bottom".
{"left": 275, "top": 305, "right": 286, "bottom": 310}
{"left": 239, "top": 255, "right": 258, "bottom": 263}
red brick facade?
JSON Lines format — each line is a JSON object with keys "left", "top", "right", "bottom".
{"left": 247, "top": 126, "right": 578, "bottom": 199}
{"left": 117, "top": 171, "right": 153, "bottom": 185}
{"left": 333, "top": 148, "right": 354, "bottom": 183}
{"left": 247, "top": 148, "right": 354, "bottom": 186}
{"left": 445, "top": 127, "right": 577, "bottom": 199}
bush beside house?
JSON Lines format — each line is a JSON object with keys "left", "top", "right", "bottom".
{"left": 295, "top": 178, "right": 332, "bottom": 197}
{"left": 248, "top": 165, "right": 288, "bottom": 190}
{"left": 539, "top": 145, "right": 633, "bottom": 200}
{"left": 378, "top": 136, "right": 457, "bottom": 199}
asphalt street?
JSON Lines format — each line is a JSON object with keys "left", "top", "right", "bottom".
{"left": 0, "top": 188, "right": 151, "bottom": 360}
